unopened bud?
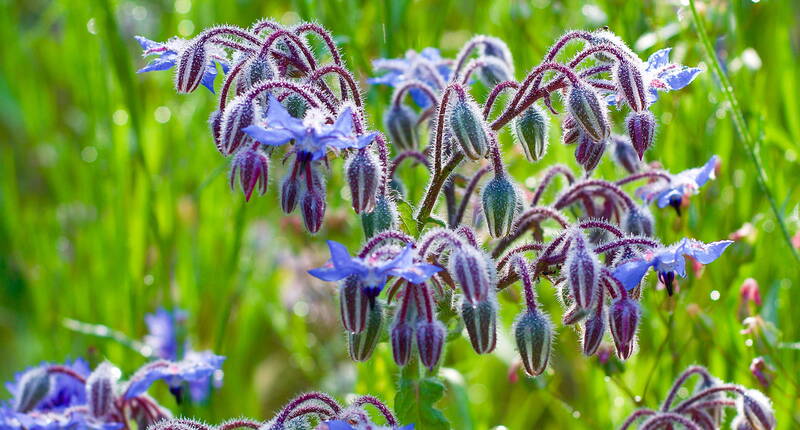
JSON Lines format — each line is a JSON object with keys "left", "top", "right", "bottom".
{"left": 626, "top": 110, "right": 656, "bottom": 160}
{"left": 346, "top": 149, "right": 380, "bottom": 214}
{"left": 209, "top": 110, "right": 223, "bottom": 152}
{"left": 280, "top": 170, "right": 301, "bottom": 214}
{"left": 623, "top": 206, "right": 654, "bottom": 237}
{"left": 513, "top": 104, "right": 549, "bottom": 162}
{"left": 448, "top": 247, "right": 491, "bottom": 304}
{"left": 481, "top": 175, "right": 520, "bottom": 238}
{"left": 230, "top": 148, "right": 269, "bottom": 202}
{"left": 562, "top": 126, "right": 580, "bottom": 145}
{"left": 608, "top": 298, "right": 640, "bottom": 360}
{"left": 567, "top": 83, "right": 610, "bottom": 142}
{"left": 386, "top": 104, "right": 419, "bottom": 151}
{"left": 348, "top": 300, "right": 384, "bottom": 362}
{"left": 300, "top": 168, "right": 326, "bottom": 234}
{"left": 615, "top": 60, "right": 647, "bottom": 112}
{"left": 361, "top": 195, "right": 397, "bottom": 238}
{"left": 514, "top": 310, "right": 553, "bottom": 377}
{"left": 14, "top": 367, "right": 51, "bottom": 413}
{"left": 87, "top": 362, "right": 118, "bottom": 419}
{"left": 477, "top": 56, "right": 513, "bottom": 87}
{"left": 575, "top": 134, "right": 606, "bottom": 172}
{"left": 739, "top": 389, "right": 776, "bottom": 430}
{"left": 220, "top": 98, "right": 256, "bottom": 155}
{"left": 564, "top": 233, "right": 600, "bottom": 311}
{"left": 174, "top": 40, "right": 207, "bottom": 93}
{"left": 391, "top": 322, "right": 415, "bottom": 367}
{"left": 611, "top": 135, "right": 641, "bottom": 173}
{"left": 449, "top": 97, "right": 489, "bottom": 160}
{"left": 284, "top": 93, "right": 309, "bottom": 119}
{"left": 582, "top": 309, "right": 606, "bottom": 356}
{"left": 339, "top": 276, "right": 370, "bottom": 333}
{"left": 416, "top": 320, "right": 446, "bottom": 371}
{"left": 461, "top": 299, "right": 497, "bottom": 354}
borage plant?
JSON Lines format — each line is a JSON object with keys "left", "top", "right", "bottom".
{"left": 139, "top": 21, "right": 734, "bottom": 426}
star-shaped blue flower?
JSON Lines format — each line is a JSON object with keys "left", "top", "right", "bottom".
{"left": 4, "top": 359, "right": 90, "bottom": 413}
{"left": 243, "top": 96, "right": 377, "bottom": 161}
{"left": 642, "top": 48, "right": 702, "bottom": 105}
{"left": 135, "top": 36, "right": 229, "bottom": 94}
{"left": 637, "top": 155, "right": 719, "bottom": 209}
{"left": 612, "top": 238, "right": 733, "bottom": 290}
{"left": 124, "top": 352, "right": 225, "bottom": 400}
{"left": 369, "top": 47, "right": 451, "bottom": 108}
{"left": 309, "top": 240, "right": 442, "bottom": 298}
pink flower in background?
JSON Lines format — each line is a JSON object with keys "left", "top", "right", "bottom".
{"left": 739, "top": 278, "right": 762, "bottom": 306}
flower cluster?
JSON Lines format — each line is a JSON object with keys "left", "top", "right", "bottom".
{"left": 620, "top": 365, "right": 776, "bottom": 430}
{"left": 153, "top": 392, "right": 412, "bottom": 430}
{"left": 0, "top": 352, "right": 223, "bottom": 429}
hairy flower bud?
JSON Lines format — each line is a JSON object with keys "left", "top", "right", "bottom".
{"left": 582, "top": 309, "right": 606, "bottom": 356}
{"left": 175, "top": 41, "right": 207, "bottom": 93}
{"left": 14, "top": 367, "right": 51, "bottom": 413}
{"left": 477, "top": 56, "right": 513, "bottom": 87}
{"left": 283, "top": 93, "right": 309, "bottom": 119}
{"left": 567, "top": 83, "right": 610, "bottom": 142}
{"left": 611, "top": 135, "right": 641, "bottom": 173}
{"left": 237, "top": 56, "right": 274, "bottom": 94}
{"left": 461, "top": 299, "right": 497, "bottom": 354}
{"left": 416, "top": 320, "right": 446, "bottom": 371}
{"left": 562, "top": 125, "right": 580, "bottom": 145}
{"left": 348, "top": 300, "right": 384, "bottom": 362}
{"left": 448, "top": 247, "right": 491, "bottom": 304}
{"left": 385, "top": 104, "right": 419, "bottom": 151}
{"left": 339, "top": 276, "right": 370, "bottom": 333}
{"left": 220, "top": 98, "right": 256, "bottom": 155}
{"left": 346, "top": 149, "right": 380, "bottom": 214}
{"left": 209, "top": 110, "right": 223, "bottom": 151}
{"left": 615, "top": 60, "right": 647, "bottom": 112}
{"left": 626, "top": 110, "right": 656, "bottom": 160}
{"left": 481, "top": 175, "right": 520, "bottom": 238}
{"left": 87, "top": 362, "right": 118, "bottom": 419}
{"left": 300, "top": 168, "right": 326, "bottom": 234}
{"left": 449, "top": 97, "right": 489, "bottom": 160}
{"left": 513, "top": 104, "right": 549, "bottom": 162}
{"left": 361, "top": 195, "right": 397, "bottom": 238}
{"left": 230, "top": 148, "right": 269, "bottom": 202}
{"left": 564, "top": 233, "right": 600, "bottom": 311}
{"left": 739, "top": 389, "right": 776, "bottom": 430}
{"left": 575, "top": 134, "right": 606, "bottom": 172}
{"left": 280, "top": 170, "right": 301, "bottom": 214}
{"left": 608, "top": 298, "right": 640, "bottom": 360}
{"left": 623, "top": 206, "right": 654, "bottom": 237}
{"left": 391, "top": 322, "right": 415, "bottom": 367}
{"left": 514, "top": 310, "right": 552, "bottom": 377}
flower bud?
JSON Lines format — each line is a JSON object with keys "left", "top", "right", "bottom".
{"left": 230, "top": 148, "right": 269, "bottom": 202}
{"left": 562, "top": 126, "right": 580, "bottom": 145}
{"left": 346, "top": 149, "right": 380, "bottom": 214}
{"left": 280, "top": 170, "right": 301, "bottom": 214}
{"left": 416, "top": 320, "right": 445, "bottom": 371}
{"left": 86, "top": 362, "right": 118, "bottom": 419}
{"left": 300, "top": 168, "right": 326, "bottom": 234}
{"left": 626, "top": 110, "right": 656, "bottom": 160}
{"left": 461, "top": 299, "right": 497, "bottom": 354}
{"left": 514, "top": 310, "right": 552, "bottom": 377}
{"left": 731, "top": 415, "right": 755, "bottom": 430}
{"left": 209, "top": 110, "right": 223, "bottom": 152}
{"left": 575, "top": 134, "right": 606, "bottom": 172}
{"left": 361, "top": 195, "right": 397, "bottom": 238}
{"left": 174, "top": 41, "right": 207, "bottom": 93}
{"left": 385, "top": 104, "right": 419, "bottom": 151}
{"left": 448, "top": 247, "right": 491, "bottom": 304}
{"left": 284, "top": 93, "right": 309, "bottom": 119}
{"left": 339, "top": 276, "right": 370, "bottom": 333}
{"left": 567, "top": 83, "right": 610, "bottom": 142}
{"left": 220, "top": 98, "right": 256, "bottom": 155}
{"left": 14, "top": 367, "right": 51, "bottom": 412}
{"left": 513, "top": 104, "right": 549, "bottom": 162}
{"left": 582, "top": 309, "right": 606, "bottom": 356}
{"left": 608, "top": 298, "right": 640, "bottom": 360}
{"left": 348, "top": 300, "right": 384, "bottom": 362}
{"left": 615, "top": 60, "right": 647, "bottom": 112}
{"left": 391, "top": 322, "right": 415, "bottom": 367}
{"left": 739, "top": 389, "right": 776, "bottom": 430}
{"left": 477, "top": 57, "right": 513, "bottom": 87}
{"left": 611, "top": 135, "right": 641, "bottom": 173}
{"left": 623, "top": 206, "right": 654, "bottom": 237}
{"left": 481, "top": 175, "right": 520, "bottom": 238}
{"left": 237, "top": 56, "right": 274, "bottom": 94}
{"left": 449, "top": 97, "right": 489, "bottom": 160}
{"left": 564, "top": 233, "right": 600, "bottom": 311}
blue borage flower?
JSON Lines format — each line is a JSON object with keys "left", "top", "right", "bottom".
{"left": 607, "top": 47, "right": 701, "bottom": 108}
{"left": 612, "top": 238, "right": 733, "bottom": 290}
{"left": 323, "top": 420, "right": 414, "bottom": 430}
{"left": 4, "top": 359, "right": 89, "bottom": 413}
{"left": 135, "top": 36, "right": 229, "bottom": 93}
{"left": 308, "top": 240, "right": 442, "bottom": 298}
{"left": 637, "top": 155, "right": 719, "bottom": 209}
{"left": 369, "top": 48, "right": 452, "bottom": 108}
{"left": 243, "top": 96, "right": 377, "bottom": 161}
{"left": 124, "top": 351, "right": 224, "bottom": 400}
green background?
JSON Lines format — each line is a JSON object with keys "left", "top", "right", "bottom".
{"left": 1, "top": 0, "right": 798, "bottom": 428}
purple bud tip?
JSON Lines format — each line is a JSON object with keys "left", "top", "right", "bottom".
{"left": 87, "top": 362, "right": 118, "bottom": 419}
{"left": 608, "top": 298, "right": 640, "bottom": 360}
{"left": 564, "top": 232, "right": 601, "bottom": 311}
{"left": 739, "top": 389, "right": 776, "bottom": 430}
{"left": 581, "top": 310, "right": 606, "bottom": 356}
{"left": 461, "top": 299, "right": 497, "bottom": 354}
{"left": 449, "top": 247, "right": 492, "bottom": 304}
{"left": 626, "top": 110, "right": 656, "bottom": 160}
{"left": 230, "top": 148, "right": 269, "bottom": 202}
{"left": 416, "top": 320, "right": 446, "bottom": 371}
{"left": 346, "top": 149, "right": 380, "bottom": 214}
{"left": 514, "top": 310, "right": 553, "bottom": 377}
{"left": 390, "top": 322, "right": 415, "bottom": 367}
{"left": 339, "top": 276, "right": 370, "bottom": 334}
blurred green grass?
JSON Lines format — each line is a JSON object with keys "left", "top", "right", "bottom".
{"left": 1, "top": 0, "right": 799, "bottom": 428}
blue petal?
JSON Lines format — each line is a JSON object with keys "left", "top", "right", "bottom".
{"left": 367, "top": 71, "right": 402, "bottom": 86}
{"left": 409, "top": 88, "right": 432, "bottom": 108}
{"left": 398, "top": 425, "right": 415, "bottom": 430}
{"left": 612, "top": 259, "right": 653, "bottom": 290}
{"left": 420, "top": 47, "right": 442, "bottom": 62}
{"left": 382, "top": 243, "right": 416, "bottom": 273}
{"left": 352, "top": 132, "right": 378, "bottom": 149}
{"left": 645, "top": 48, "right": 672, "bottom": 73}
{"left": 137, "top": 55, "right": 177, "bottom": 73}
{"left": 390, "top": 263, "right": 442, "bottom": 284}
{"left": 694, "top": 155, "right": 719, "bottom": 187}
{"left": 201, "top": 62, "right": 219, "bottom": 93}
{"left": 134, "top": 35, "right": 161, "bottom": 51}
{"left": 124, "top": 353, "right": 224, "bottom": 399}
{"left": 266, "top": 95, "right": 306, "bottom": 134}
{"left": 660, "top": 66, "right": 702, "bottom": 91}
{"left": 332, "top": 107, "right": 354, "bottom": 135}
{"left": 242, "top": 125, "right": 295, "bottom": 146}
{"left": 308, "top": 265, "right": 352, "bottom": 282}
{"left": 655, "top": 189, "right": 682, "bottom": 208}
{"left": 322, "top": 421, "right": 356, "bottom": 430}
{"left": 327, "top": 240, "right": 354, "bottom": 268}
{"left": 682, "top": 239, "right": 733, "bottom": 264}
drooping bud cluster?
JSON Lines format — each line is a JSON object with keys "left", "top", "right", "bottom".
{"left": 621, "top": 366, "right": 776, "bottom": 430}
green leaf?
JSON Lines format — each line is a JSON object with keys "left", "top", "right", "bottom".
{"left": 395, "top": 197, "right": 419, "bottom": 237}
{"left": 395, "top": 368, "right": 450, "bottom": 430}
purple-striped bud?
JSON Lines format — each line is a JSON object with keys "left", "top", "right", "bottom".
{"left": 562, "top": 304, "right": 590, "bottom": 325}
{"left": 608, "top": 298, "right": 640, "bottom": 360}
{"left": 346, "top": 149, "right": 380, "bottom": 214}
{"left": 300, "top": 168, "right": 326, "bottom": 234}
{"left": 513, "top": 104, "right": 549, "bottom": 162}
{"left": 477, "top": 56, "right": 513, "bottom": 87}
{"left": 611, "top": 135, "right": 641, "bottom": 173}
{"left": 582, "top": 309, "right": 606, "bottom": 356}
{"left": 562, "top": 125, "right": 580, "bottom": 145}
{"left": 615, "top": 60, "right": 647, "bottom": 112}
{"left": 481, "top": 175, "right": 520, "bottom": 238}
{"left": 739, "top": 389, "right": 776, "bottom": 430}
{"left": 731, "top": 415, "right": 755, "bottom": 430}
{"left": 461, "top": 299, "right": 497, "bottom": 354}
{"left": 449, "top": 97, "right": 489, "bottom": 160}
{"left": 623, "top": 206, "right": 654, "bottom": 237}
{"left": 339, "top": 276, "right": 370, "bottom": 333}
{"left": 514, "top": 310, "right": 553, "bottom": 377}
{"left": 14, "top": 368, "right": 51, "bottom": 412}
{"left": 385, "top": 104, "right": 419, "bottom": 151}
{"left": 230, "top": 148, "right": 269, "bottom": 202}
{"left": 86, "top": 362, "right": 118, "bottom": 419}
{"left": 391, "top": 322, "right": 415, "bottom": 367}
{"left": 567, "top": 83, "right": 610, "bottom": 142}
{"left": 448, "top": 247, "right": 491, "bottom": 304}
{"left": 416, "top": 320, "right": 446, "bottom": 371}
{"left": 219, "top": 98, "right": 256, "bottom": 155}
{"left": 575, "top": 134, "right": 606, "bottom": 172}
{"left": 626, "top": 110, "right": 656, "bottom": 160}
{"left": 564, "top": 232, "right": 600, "bottom": 311}
{"left": 348, "top": 300, "right": 384, "bottom": 362}
{"left": 280, "top": 170, "right": 301, "bottom": 214}
{"left": 174, "top": 41, "right": 207, "bottom": 93}
{"left": 361, "top": 195, "right": 397, "bottom": 238}
{"left": 209, "top": 110, "right": 223, "bottom": 151}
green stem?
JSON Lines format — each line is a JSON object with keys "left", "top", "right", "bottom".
{"left": 688, "top": 0, "right": 800, "bottom": 263}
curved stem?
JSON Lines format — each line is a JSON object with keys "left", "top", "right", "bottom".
{"left": 209, "top": 38, "right": 256, "bottom": 54}
{"left": 483, "top": 81, "right": 520, "bottom": 119}
{"left": 246, "top": 80, "right": 321, "bottom": 108}
{"left": 455, "top": 225, "right": 478, "bottom": 246}
{"left": 198, "top": 25, "right": 261, "bottom": 46}
{"left": 392, "top": 80, "right": 439, "bottom": 107}
{"left": 531, "top": 164, "right": 576, "bottom": 206}
{"left": 252, "top": 19, "right": 282, "bottom": 35}
{"left": 512, "top": 257, "right": 538, "bottom": 311}
{"left": 616, "top": 171, "right": 671, "bottom": 186}
{"left": 619, "top": 409, "right": 656, "bottom": 430}
{"left": 306, "top": 65, "right": 363, "bottom": 107}
{"left": 352, "top": 396, "right": 398, "bottom": 426}
{"left": 218, "top": 419, "right": 262, "bottom": 430}
{"left": 46, "top": 366, "right": 87, "bottom": 383}
{"left": 594, "top": 237, "right": 660, "bottom": 254}
{"left": 671, "top": 385, "right": 744, "bottom": 413}
{"left": 359, "top": 230, "right": 414, "bottom": 258}
{"left": 453, "top": 165, "right": 492, "bottom": 228}
{"left": 418, "top": 229, "right": 463, "bottom": 257}
{"left": 578, "top": 220, "right": 624, "bottom": 238}
{"left": 415, "top": 153, "right": 465, "bottom": 231}
{"left": 491, "top": 207, "right": 569, "bottom": 258}
{"left": 274, "top": 392, "right": 342, "bottom": 425}
{"left": 390, "top": 151, "right": 430, "bottom": 177}
{"left": 497, "top": 242, "right": 545, "bottom": 271}
{"left": 639, "top": 412, "right": 702, "bottom": 430}
{"left": 555, "top": 180, "right": 635, "bottom": 211}
{"left": 293, "top": 23, "right": 347, "bottom": 99}
{"left": 374, "top": 134, "right": 391, "bottom": 194}
{"left": 432, "top": 84, "right": 468, "bottom": 172}
{"left": 287, "top": 406, "right": 334, "bottom": 420}
{"left": 661, "top": 365, "right": 714, "bottom": 412}
{"left": 219, "top": 59, "right": 248, "bottom": 111}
